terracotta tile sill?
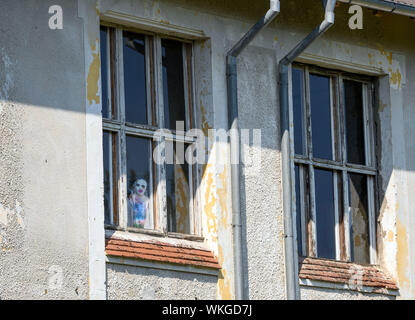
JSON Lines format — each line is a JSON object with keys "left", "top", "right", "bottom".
{"left": 299, "top": 257, "right": 398, "bottom": 292}
{"left": 105, "top": 236, "right": 221, "bottom": 270}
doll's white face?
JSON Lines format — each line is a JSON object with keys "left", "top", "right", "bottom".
{"left": 133, "top": 179, "right": 147, "bottom": 196}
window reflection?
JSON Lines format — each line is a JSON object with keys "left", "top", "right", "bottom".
{"left": 123, "top": 32, "right": 148, "bottom": 125}
{"left": 166, "top": 141, "right": 191, "bottom": 234}
{"left": 310, "top": 74, "right": 332, "bottom": 160}
{"left": 349, "top": 173, "right": 370, "bottom": 264}
{"left": 100, "top": 27, "right": 109, "bottom": 119}
{"left": 103, "top": 131, "right": 111, "bottom": 224}
{"left": 126, "top": 136, "right": 153, "bottom": 229}
{"left": 292, "top": 69, "right": 305, "bottom": 155}
{"left": 295, "top": 165, "right": 302, "bottom": 255}
{"left": 344, "top": 80, "right": 366, "bottom": 165}
{"left": 314, "top": 169, "right": 336, "bottom": 259}
{"left": 103, "top": 131, "right": 117, "bottom": 225}
{"left": 162, "top": 39, "right": 186, "bottom": 131}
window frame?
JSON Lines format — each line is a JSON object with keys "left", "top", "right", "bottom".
{"left": 100, "top": 22, "right": 202, "bottom": 239}
{"left": 290, "top": 63, "right": 378, "bottom": 264}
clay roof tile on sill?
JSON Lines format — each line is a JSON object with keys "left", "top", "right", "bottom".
{"left": 299, "top": 257, "right": 398, "bottom": 291}
{"left": 105, "top": 237, "right": 221, "bottom": 270}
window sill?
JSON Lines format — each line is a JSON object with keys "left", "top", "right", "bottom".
{"left": 298, "top": 257, "right": 399, "bottom": 296}
{"left": 105, "top": 229, "right": 221, "bottom": 274}
{"left": 105, "top": 224, "right": 205, "bottom": 242}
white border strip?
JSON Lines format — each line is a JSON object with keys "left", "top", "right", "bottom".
{"left": 78, "top": 0, "right": 107, "bottom": 300}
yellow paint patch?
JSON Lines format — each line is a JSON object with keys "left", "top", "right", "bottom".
{"left": 354, "top": 235, "right": 361, "bottom": 247}
{"left": 203, "top": 164, "right": 217, "bottom": 237}
{"left": 368, "top": 53, "right": 374, "bottom": 65}
{"left": 387, "top": 230, "right": 394, "bottom": 242}
{"left": 378, "top": 103, "right": 388, "bottom": 113}
{"left": 87, "top": 40, "right": 100, "bottom": 105}
{"left": 218, "top": 165, "right": 229, "bottom": 229}
{"left": 397, "top": 218, "right": 410, "bottom": 288}
{"left": 388, "top": 68, "right": 402, "bottom": 88}
{"left": 381, "top": 50, "right": 393, "bottom": 65}
{"left": 200, "top": 104, "right": 213, "bottom": 137}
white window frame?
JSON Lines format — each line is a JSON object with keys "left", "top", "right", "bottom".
{"left": 100, "top": 22, "right": 202, "bottom": 239}
{"left": 290, "top": 63, "right": 378, "bottom": 264}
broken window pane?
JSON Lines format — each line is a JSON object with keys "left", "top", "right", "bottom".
{"left": 344, "top": 80, "right": 366, "bottom": 165}
{"left": 292, "top": 68, "right": 305, "bottom": 155}
{"left": 126, "top": 136, "right": 153, "bottom": 229}
{"left": 310, "top": 74, "right": 332, "bottom": 160}
{"left": 100, "top": 27, "right": 110, "bottom": 119}
{"left": 103, "top": 131, "right": 117, "bottom": 225}
{"left": 162, "top": 39, "right": 186, "bottom": 131}
{"left": 314, "top": 169, "right": 336, "bottom": 259}
{"left": 349, "top": 173, "right": 370, "bottom": 264}
{"left": 166, "top": 141, "right": 191, "bottom": 234}
{"left": 295, "top": 165, "right": 303, "bottom": 255}
{"left": 123, "top": 31, "right": 148, "bottom": 125}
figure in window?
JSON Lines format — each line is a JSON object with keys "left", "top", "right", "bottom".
{"left": 128, "top": 179, "right": 150, "bottom": 229}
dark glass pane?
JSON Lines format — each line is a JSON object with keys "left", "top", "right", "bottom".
{"left": 349, "top": 173, "right": 370, "bottom": 264}
{"left": 103, "top": 131, "right": 111, "bottom": 224}
{"left": 344, "top": 80, "right": 366, "bottom": 165}
{"left": 162, "top": 39, "right": 186, "bottom": 131}
{"left": 123, "top": 31, "right": 148, "bottom": 125}
{"left": 310, "top": 74, "right": 332, "bottom": 160}
{"left": 314, "top": 169, "right": 336, "bottom": 259}
{"left": 295, "top": 165, "right": 303, "bottom": 255}
{"left": 293, "top": 68, "right": 305, "bottom": 155}
{"left": 100, "top": 27, "right": 109, "bottom": 119}
{"left": 166, "top": 141, "right": 191, "bottom": 234}
{"left": 103, "top": 131, "right": 118, "bottom": 225}
{"left": 126, "top": 136, "right": 153, "bottom": 229}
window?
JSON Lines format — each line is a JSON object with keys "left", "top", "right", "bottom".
{"left": 291, "top": 64, "right": 377, "bottom": 264}
{"left": 100, "top": 25, "right": 198, "bottom": 236}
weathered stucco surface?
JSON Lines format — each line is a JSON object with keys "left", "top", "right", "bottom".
{"left": 300, "top": 286, "right": 394, "bottom": 300}
{"left": 106, "top": 263, "right": 217, "bottom": 300}
{"left": 0, "top": 0, "right": 414, "bottom": 300}
{"left": 0, "top": 0, "right": 89, "bottom": 299}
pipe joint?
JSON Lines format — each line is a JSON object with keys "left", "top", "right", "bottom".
{"left": 325, "top": 11, "right": 335, "bottom": 24}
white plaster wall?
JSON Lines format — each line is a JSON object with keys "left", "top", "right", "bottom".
{"left": 0, "top": 0, "right": 89, "bottom": 299}
{"left": 106, "top": 263, "right": 217, "bottom": 300}
{"left": 300, "top": 286, "right": 394, "bottom": 300}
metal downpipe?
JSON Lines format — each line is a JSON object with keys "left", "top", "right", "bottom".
{"left": 279, "top": 0, "right": 337, "bottom": 300}
{"left": 226, "top": 0, "right": 280, "bottom": 300}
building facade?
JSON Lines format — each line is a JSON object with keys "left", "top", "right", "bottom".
{"left": 0, "top": 0, "right": 414, "bottom": 300}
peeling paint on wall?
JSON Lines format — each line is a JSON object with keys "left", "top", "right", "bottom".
{"left": 388, "top": 68, "right": 402, "bottom": 88}
{"left": 87, "top": 39, "right": 100, "bottom": 105}
{"left": 378, "top": 46, "right": 393, "bottom": 65}
{"left": 217, "top": 245, "right": 232, "bottom": 299}
{"left": 397, "top": 218, "right": 410, "bottom": 289}
{"left": 203, "top": 164, "right": 218, "bottom": 239}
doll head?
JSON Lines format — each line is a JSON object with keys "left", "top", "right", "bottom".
{"left": 132, "top": 179, "right": 147, "bottom": 196}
